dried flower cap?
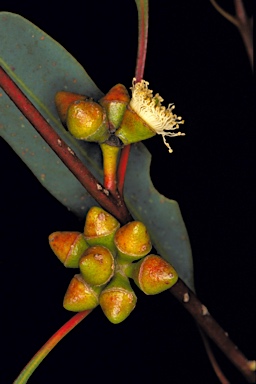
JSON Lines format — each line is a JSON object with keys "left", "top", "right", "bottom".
{"left": 129, "top": 78, "right": 185, "bottom": 153}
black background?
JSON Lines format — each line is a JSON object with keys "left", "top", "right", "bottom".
{"left": 0, "top": 1, "right": 255, "bottom": 383}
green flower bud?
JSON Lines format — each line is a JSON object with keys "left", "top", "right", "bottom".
{"left": 84, "top": 206, "right": 120, "bottom": 254}
{"left": 99, "top": 272, "right": 137, "bottom": 324}
{"left": 66, "top": 100, "right": 110, "bottom": 143}
{"left": 79, "top": 245, "right": 115, "bottom": 287}
{"left": 49, "top": 231, "right": 89, "bottom": 268}
{"left": 99, "top": 84, "right": 130, "bottom": 131}
{"left": 130, "top": 254, "right": 178, "bottom": 295}
{"left": 63, "top": 274, "right": 100, "bottom": 312}
{"left": 114, "top": 221, "right": 152, "bottom": 262}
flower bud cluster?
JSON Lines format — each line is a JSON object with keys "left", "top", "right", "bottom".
{"left": 55, "top": 79, "right": 184, "bottom": 153}
{"left": 49, "top": 207, "right": 178, "bottom": 323}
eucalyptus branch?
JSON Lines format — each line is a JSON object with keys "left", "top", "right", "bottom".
{"left": 170, "top": 279, "right": 255, "bottom": 383}
{"left": 210, "top": 0, "right": 253, "bottom": 70}
{"left": 0, "top": 66, "right": 132, "bottom": 225}
{"left": 2, "top": 64, "right": 255, "bottom": 382}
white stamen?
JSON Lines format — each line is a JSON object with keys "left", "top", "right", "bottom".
{"left": 129, "top": 78, "right": 185, "bottom": 153}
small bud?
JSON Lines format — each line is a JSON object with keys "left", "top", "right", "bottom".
{"left": 131, "top": 254, "right": 178, "bottom": 295}
{"left": 66, "top": 100, "right": 110, "bottom": 143}
{"left": 99, "top": 272, "right": 137, "bottom": 324}
{"left": 84, "top": 206, "right": 120, "bottom": 254}
{"left": 49, "top": 231, "right": 89, "bottom": 268}
{"left": 114, "top": 221, "right": 152, "bottom": 262}
{"left": 99, "top": 84, "right": 130, "bottom": 131}
{"left": 63, "top": 274, "right": 100, "bottom": 312}
{"left": 55, "top": 91, "right": 90, "bottom": 124}
{"left": 79, "top": 246, "right": 115, "bottom": 287}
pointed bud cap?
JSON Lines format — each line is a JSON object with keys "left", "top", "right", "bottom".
{"left": 99, "top": 84, "right": 130, "bottom": 131}
{"left": 49, "top": 231, "right": 89, "bottom": 268}
{"left": 67, "top": 100, "right": 110, "bottom": 143}
{"left": 63, "top": 274, "right": 100, "bottom": 311}
{"left": 84, "top": 206, "right": 120, "bottom": 253}
{"left": 114, "top": 221, "right": 152, "bottom": 262}
{"left": 99, "top": 273, "right": 137, "bottom": 324}
{"left": 55, "top": 91, "right": 90, "bottom": 124}
{"left": 131, "top": 254, "right": 178, "bottom": 295}
{"left": 79, "top": 245, "right": 115, "bottom": 286}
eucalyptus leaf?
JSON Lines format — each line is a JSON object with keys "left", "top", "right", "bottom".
{"left": 0, "top": 12, "right": 194, "bottom": 289}
{"left": 0, "top": 12, "right": 103, "bottom": 218}
{"left": 125, "top": 143, "right": 193, "bottom": 289}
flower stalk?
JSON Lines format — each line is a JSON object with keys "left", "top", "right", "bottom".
{"left": 116, "top": 0, "right": 149, "bottom": 196}
{"left": 13, "top": 310, "right": 92, "bottom": 384}
{"left": 100, "top": 142, "right": 121, "bottom": 195}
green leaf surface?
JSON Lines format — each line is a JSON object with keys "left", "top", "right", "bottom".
{"left": 0, "top": 12, "right": 193, "bottom": 289}
{"left": 125, "top": 143, "right": 193, "bottom": 289}
{"left": 0, "top": 12, "right": 104, "bottom": 218}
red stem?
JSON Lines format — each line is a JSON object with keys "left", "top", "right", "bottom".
{"left": 135, "top": 0, "right": 149, "bottom": 82}
{"left": 0, "top": 66, "right": 132, "bottom": 224}
{"left": 170, "top": 279, "right": 255, "bottom": 383}
{"left": 234, "top": 0, "right": 253, "bottom": 70}
{"left": 117, "top": 0, "right": 149, "bottom": 195}
{"left": 117, "top": 145, "right": 131, "bottom": 196}
{"left": 14, "top": 310, "right": 92, "bottom": 383}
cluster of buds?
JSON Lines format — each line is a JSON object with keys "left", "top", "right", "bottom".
{"left": 49, "top": 207, "right": 178, "bottom": 323}
{"left": 55, "top": 79, "right": 184, "bottom": 153}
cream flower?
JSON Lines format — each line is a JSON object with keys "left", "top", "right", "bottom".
{"left": 129, "top": 78, "right": 185, "bottom": 153}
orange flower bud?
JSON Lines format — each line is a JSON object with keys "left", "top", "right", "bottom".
{"left": 114, "top": 221, "right": 151, "bottom": 262}
{"left": 63, "top": 274, "right": 100, "bottom": 312}
{"left": 99, "top": 272, "right": 137, "bottom": 324}
{"left": 66, "top": 100, "right": 110, "bottom": 143}
{"left": 49, "top": 231, "right": 89, "bottom": 268}
{"left": 131, "top": 254, "right": 178, "bottom": 295}
{"left": 55, "top": 91, "right": 90, "bottom": 124}
{"left": 84, "top": 206, "right": 120, "bottom": 254}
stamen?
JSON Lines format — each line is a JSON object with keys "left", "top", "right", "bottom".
{"left": 130, "top": 78, "right": 184, "bottom": 152}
